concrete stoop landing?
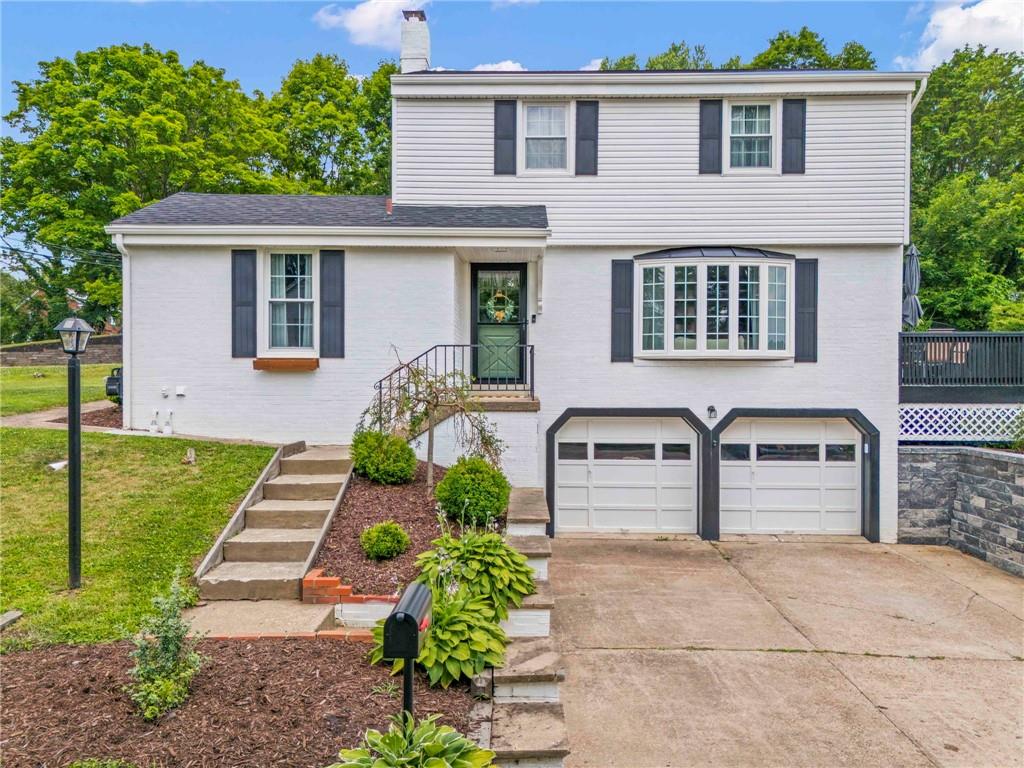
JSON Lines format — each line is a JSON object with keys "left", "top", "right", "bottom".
{"left": 197, "top": 444, "right": 351, "bottom": 602}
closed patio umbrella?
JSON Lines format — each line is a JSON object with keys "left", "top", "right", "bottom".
{"left": 902, "top": 244, "right": 923, "bottom": 328}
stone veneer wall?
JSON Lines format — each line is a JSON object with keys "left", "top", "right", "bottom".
{"left": 899, "top": 446, "right": 1024, "bottom": 577}
{"left": 0, "top": 335, "right": 121, "bottom": 367}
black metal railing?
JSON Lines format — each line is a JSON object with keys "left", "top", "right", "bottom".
{"left": 373, "top": 343, "right": 535, "bottom": 426}
{"left": 899, "top": 332, "right": 1024, "bottom": 402}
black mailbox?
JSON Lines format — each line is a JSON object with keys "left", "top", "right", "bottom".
{"left": 105, "top": 367, "right": 122, "bottom": 401}
{"left": 383, "top": 582, "right": 432, "bottom": 660}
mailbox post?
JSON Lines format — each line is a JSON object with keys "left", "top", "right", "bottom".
{"left": 383, "top": 582, "right": 432, "bottom": 717}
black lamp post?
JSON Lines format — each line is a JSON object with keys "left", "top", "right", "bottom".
{"left": 54, "top": 316, "right": 94, "bottom": 589}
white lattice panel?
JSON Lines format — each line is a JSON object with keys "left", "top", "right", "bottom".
{"left": 899, "top": 405, "right": 1023, "bottom": 441}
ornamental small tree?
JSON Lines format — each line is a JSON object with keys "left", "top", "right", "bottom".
{"left": 363, "top": 350, "right": 504, "bottom": 489}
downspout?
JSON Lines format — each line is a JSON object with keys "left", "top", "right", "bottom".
{"left": 910, "top": 76, "right": 928, "bottom": 113}
{"left": 113, "top": 233, "right": 132, "bottom": 431}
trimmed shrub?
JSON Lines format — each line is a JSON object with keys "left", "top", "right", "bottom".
{"left": 127, "top": 570, "right": 203, "bottom": 721}
{"left": 360, "top": 521, "right": 411, "bottom": 561}
{"left": 433, "top": 456, "right": 510, "bottom": 526}
{"left": 351, "top": 430, "right": 417, "bottom": 485}
{"left": 371, "top": 585, "right": 506, "bottom": 689}
{"left": 416, "top": 528, "right": 534, "bottom": 619}
{"left": 329, "top": 712, "right": 495, "bottom": 767}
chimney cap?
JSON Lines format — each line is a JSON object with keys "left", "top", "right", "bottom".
{"left": 402, "top": 9, "right": 426, "bottom": 21}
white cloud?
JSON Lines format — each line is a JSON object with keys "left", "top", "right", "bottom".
{"left": 312, "top": 0, "right": 425, "bottom": 50}
{"left": 896, "top": 0, "right": 1024, "bottom": 70}
{"left": 472, "top": 60, "right": 527, "bottom": 72}
{"left": 580, "top": 58, "right": 603, "bottom": 71}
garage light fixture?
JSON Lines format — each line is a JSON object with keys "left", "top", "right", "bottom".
{"left": 707, "top": 405, "right": 718, "bottom": 420}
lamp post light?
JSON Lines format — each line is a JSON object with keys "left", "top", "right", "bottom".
{"left": 54, "top": 316, "right": 94, "bottom": 589}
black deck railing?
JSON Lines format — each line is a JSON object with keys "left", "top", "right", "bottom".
{"left": 373, "top": 343, "right": 535, "bottom": 426}
{"left": 899, "top": 332, "right": 1024, "bottom": 403}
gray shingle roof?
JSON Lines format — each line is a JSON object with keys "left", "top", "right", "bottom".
{"left": 109, "top": 193, "right": 548, "bottom": 230}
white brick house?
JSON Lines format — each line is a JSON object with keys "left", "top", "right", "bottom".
{"left": 106, "top": 11, "right": 927, "bottom": 544}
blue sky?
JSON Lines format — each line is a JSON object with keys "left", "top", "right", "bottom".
{"left": 2, "top": 0, "right": 1022, "bottom": 113}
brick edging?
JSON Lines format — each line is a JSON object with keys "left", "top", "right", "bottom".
{"left": 205, "top": 628, "right": 374, "bottom": 643}
{"left": 302, "top": 568, "right": 400, "bottom": 606}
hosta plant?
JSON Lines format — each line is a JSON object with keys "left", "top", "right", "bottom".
{"left": 416, "top": 527, "right": 535, "bottom": 620}
{"left": 371, "top": 585, "right": 506, "bottom": 688}
{"left": 328, "top": 712, "right": 495, "bottom": 767}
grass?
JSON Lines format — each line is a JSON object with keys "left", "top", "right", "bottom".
{"left": 1, "top": 364, "right": 113, "bottom": 416}
{"left": 0, "top": 428, "right": 275, "bottom": 650}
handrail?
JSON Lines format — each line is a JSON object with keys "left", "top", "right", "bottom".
{"left": 373, "top": 343, "right": 535, "bottom": 428}
{"left": 899, "top": 332, "right": 1024, "bottom": 388}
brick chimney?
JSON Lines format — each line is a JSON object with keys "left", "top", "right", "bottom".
{"left": 400, "top": 10, "right": 430, "bottom": 73}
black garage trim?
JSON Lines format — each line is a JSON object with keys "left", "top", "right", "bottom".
{"left": 710, "top": 408, "right": 881, "bottom": 543}
{"left": 544, "top": 408, "right": 714, "bottom": 540}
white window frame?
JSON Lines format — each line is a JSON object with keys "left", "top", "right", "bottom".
{"left": 634, "top": 258, "right": 794, "bottom": 359}
{"left": 519, "top": 101, "right": 574, "bottom": 176}
{"left": 724, "top": 98, "right": 781, "bottom": 175}
{"left": 257, "top": 248, "right": 320, "bottom": 358}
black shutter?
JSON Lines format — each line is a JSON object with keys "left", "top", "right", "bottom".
{"left": 699, "top": 100, "right": 723, "bottom": 174}
{"left": 575, "top": 100, "right": 599, "bottom": 176}
{"left": 795, "top": 259, "right": 818, "bottom": 362}
{"left": 231, "top": 249, "right": 257, "bottom": 358}
{"left": 494, "top": 100, "right": 517, "bottom": 175}
{"left": 782, "top": 99, "right": 806, "bottom": 174}
{"left": 320, "top": 250, "right": 345, "bottom": 358}
{"left": 611, "top": 260, "right": 634, "bottom": 362}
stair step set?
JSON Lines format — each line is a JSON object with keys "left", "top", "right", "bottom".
{"left": 198, "top": 444, "right": 349, "bottom": 601}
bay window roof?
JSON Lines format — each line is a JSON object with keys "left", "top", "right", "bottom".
{"left": 633, "top": 246, "right": 795, "bottom": 261}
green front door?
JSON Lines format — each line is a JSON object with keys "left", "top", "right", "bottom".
{"left": 473, "top": 265, "right": 526, "bottom": 383}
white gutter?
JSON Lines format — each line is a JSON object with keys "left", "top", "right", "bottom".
{"left": 910, "top": 76, "right": 929, "bottom": 113}
{"left": 112, "top": 233, "right": 132, "bottom": 431}
{"left": 105, "top": 224, "right": 549, "bottom": 238}
{"left": 393, "top": 70, "right": 929, "bottom": 86}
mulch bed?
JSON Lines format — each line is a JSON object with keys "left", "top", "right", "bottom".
{"left": 1, "top": 638, "right": 475, "bottom": 768}
{"left": 51, "top": 405, "right": 123, "bottom": 428}
{"left": 313, "top": 462, "right": 447, "bottom": 595}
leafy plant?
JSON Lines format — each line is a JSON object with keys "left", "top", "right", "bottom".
{"left": 127, "top": 569, "right": 203, "bottom": 721}
{"left": 329, "top": 712, "right": 494, "bottom": 767}
{"left": 371, "top": 585, "right": 506, "bottom": 689}
{"left": 360, "top": 520, "right": 412, "bottom": 561}
{"left": 416, "top": 527, "right": 534, "bottom": 620}
{"left": 351, "top": 430, "right": 417, "bottom": 485}
{"left": 434, "top": 456, "right": 510, "bottom": 526}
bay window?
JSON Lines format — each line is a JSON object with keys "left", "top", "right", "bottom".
{"left": 636, "top": 258, "right": 792, "bottom": 358}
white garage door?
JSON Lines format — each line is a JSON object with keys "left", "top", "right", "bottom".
{"left": 719, "top": 418, "right": 861, "bottom": 534}
{"left": 555, "top": 418, "right": 698, "bottom": 533}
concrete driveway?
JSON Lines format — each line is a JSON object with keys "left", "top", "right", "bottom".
{"left": 550, "top": 538, "right": 1023, "bottom": 768}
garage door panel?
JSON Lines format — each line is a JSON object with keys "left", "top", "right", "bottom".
{"left": 593, "top": 485, "right": 658, "bottom": 506}
{"left": 589, "top": 419, "right": 660, "bottom": 440}
{"left": 826, "top": 421, "right": 859, "bottom": 440}
{"left": 721, "top": 486, "right": 752, "bottom": 507}
{"left": 824, "top": 487, "right": 858, "bottom": 509}
{"left": 557, "top": 465, "right": 588, "bottom": 483}
{"left": 750, "top": 421, "right": 823, "bottom": 441}
{"left": 824, "top": 511, "right": 861, "bottom": 532}
{"left": 556, "top": 507, "right": 590, "bottom": 529}
{"left": 721, "top": 509, "right": 752, "bottom": 531}
{"left": 592, "top": 507, "right": 658, "bottom": 530}
{"left": 721, "top": 465, "right": 752, "bottom": 484}
{"left": 757, "top": 487, "right": 821, "bottom": 507}
{"left": 756, "top": 509, "right": 822, "bottom": 531}
{"left": 557, "top": 485, "right": 589, "bottom": 506}
{"left": 592, "top": 463, "right": 658, "bottom": 483}
{"left": 660, "top": 508, "right": 697, "bottom": 530}
{"left": 756, "top": 466, "right": 821, "bottom": 485}
{"left": 660, "top": 485, "right": 694, "bottom": 507}
{"left": 824, "top": 466, "right": 859, "bottom": 485}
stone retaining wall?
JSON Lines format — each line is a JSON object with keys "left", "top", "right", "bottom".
{"left": 1, "top": 335, "right": 122, "bottom": 367}
{"left": 899, "top": 445, "right": 1023, "bottom": 577}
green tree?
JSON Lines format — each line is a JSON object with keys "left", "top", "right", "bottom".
{"left": 359, "top": 60, "right": 400, "bottom": 195}
{"left": 599, "top": 54, "right": 639, "bottom": 71}
{"left": 645, "top": 41, "right": 715, "bottom": 70}
{"left": 748, "top": 27, "right": 876, "bottom": 70}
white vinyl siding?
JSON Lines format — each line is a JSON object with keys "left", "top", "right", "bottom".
{"left": 392, "top": 95, "right": 909, "bottom": 245}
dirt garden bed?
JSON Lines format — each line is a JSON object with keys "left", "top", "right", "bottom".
{"left": 1, "top": 638, "right": 475, "bottom": 768}
{"left": 313, "top": 461, "right": 447, "bottom": 595}
{"left": 51, "top": 404, "right": 123, "bottom": 428}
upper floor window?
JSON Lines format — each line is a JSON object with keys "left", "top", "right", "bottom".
{"left": 636, "top": 258, "right": 792, "bottom": 358}
{"left": 525, "top": 104, "right": 568, "bottom": 170}
{"left": 730, "top": 104, "right": 772, "bottom": 168}
{"left": 269, "top": 252, "right": 315, "bottom": 349}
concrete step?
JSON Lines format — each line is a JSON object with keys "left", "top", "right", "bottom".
{"left": 502, "top": 582, "right": 553, "bottom": 638}
{"left": 199, "top": 561, "right": 306, "bottom": 600}
{"left": 507, "top": 489, "right": 550, "bottom": 537}
{"left": 491, "top": 702, "right": 569, "bottom": 766}
{"left": 508, "top": 535, "right": 551, "bottom": 582}
{"left": 280, "top": 446, "right": 352, "bottom": 476}
{"left": 245, "top": 499, "right": 333, "bottom": 529}
{"left": 222, "top": 528, "right": 319, "bottom": 562}
{"left": 184, "top": 600, "right": 335, "bottom": 637}
{"left": 263, "top": 473, "right": 345, "bottom": 501}
{"left": 494, "top": 637, "right": 565, "bottom": 703}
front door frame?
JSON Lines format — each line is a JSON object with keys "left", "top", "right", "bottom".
{"left": 471, "top": 262, "right": 528, "bottom": 384}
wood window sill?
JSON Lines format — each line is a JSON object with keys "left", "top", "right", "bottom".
{"left": 253, "top": 357, "right": 319, "bottom": 372}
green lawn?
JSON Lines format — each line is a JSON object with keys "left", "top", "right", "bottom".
{"left": 1, "top": 364, "right": 113, "bottom": 416}
{"left": 0, "top": 428, "right": 275, "bottom": 649}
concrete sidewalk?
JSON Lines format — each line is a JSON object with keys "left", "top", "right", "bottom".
{"left": 551, "top": 538, "right": 1023, "bottom": 768}
{"left": 1, "top": 399, "right": 118, "bottom": 432}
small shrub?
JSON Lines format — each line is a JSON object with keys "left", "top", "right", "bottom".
{"left": 371, "top": 585, "right": 506, "bottom": 689}
{"left": 360, "top": 520, "right": 411, "bottom": 561}
{"left": 433, "top": 456, "right": 510, "bottom": 526}
{"left": 417, "top": 527, "right": 534, "bottom": 619}
{"left": 351, "top": 430, "right": 417, "bottom": 485}
{"left": 329, "top": 712, "right": 495, "bottom": 767}
{"left": 127, "top": 570, "right": 203, "bottom": 721}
